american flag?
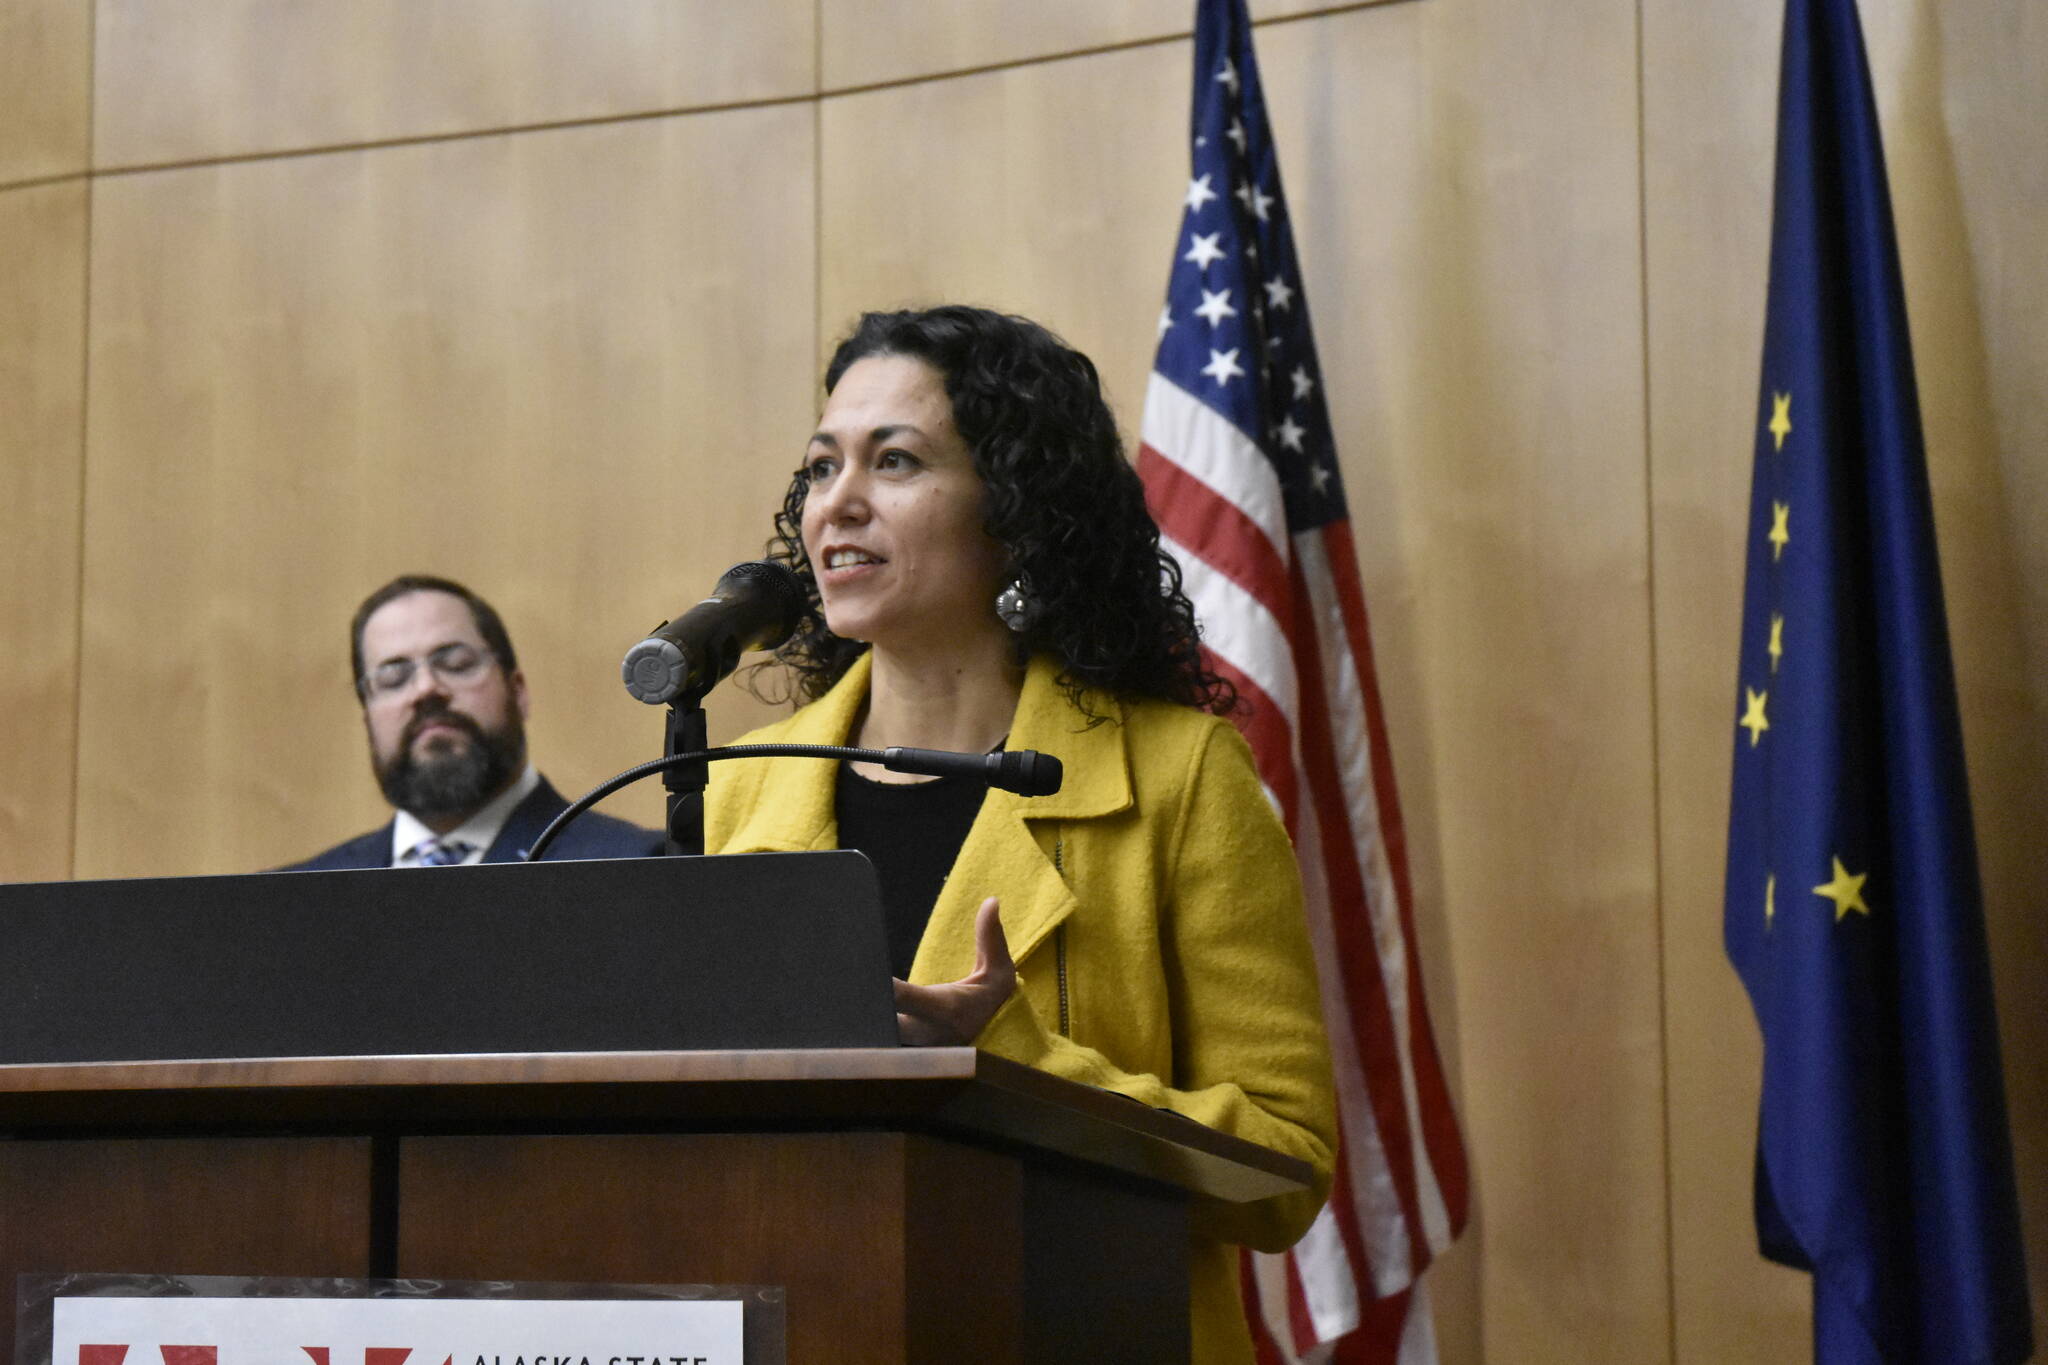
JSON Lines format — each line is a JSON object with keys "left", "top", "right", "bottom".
{"left": 1135, "top": 2, "right": 1469, "bottom": 1361}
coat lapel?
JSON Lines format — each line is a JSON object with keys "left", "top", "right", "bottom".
{"left": 716, "top": 651, "right": 1136, "bottom": 983}
{"left": 909, "top": 656, "right": 1133, "bottom": 983}
{"left": 485, "top": 778, "right": 567, "bottom": 862}
{"left": 720, "top": 652, "right": 874, "bottom": 855}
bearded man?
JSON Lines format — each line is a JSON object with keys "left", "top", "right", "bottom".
{"left": 282, "top": 575, "right": 662, "bottom": 869}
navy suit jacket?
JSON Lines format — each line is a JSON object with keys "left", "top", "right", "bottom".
{"left": 280, "top": 776, "right": 665, "bottom": 870}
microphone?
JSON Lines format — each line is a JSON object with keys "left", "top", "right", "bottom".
{"left": 622, "top": 560, "right": 808, "bottom": 705}
{"left": 882, "top": 746, "right": 1064, "bottom": 797}
{"left": 525, "top": 739, "right": 1065, "bottom": 860}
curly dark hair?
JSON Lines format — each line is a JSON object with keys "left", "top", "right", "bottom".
{"left": 757, "top": 305, "right": 1232, "bottom": 718}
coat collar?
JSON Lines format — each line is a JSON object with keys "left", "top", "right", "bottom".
{"left": 718, "top": 652, "right": 1134, "bottom": 977}
{"left": 723, "top": 651, "right": 1134, "bottom": 851}
{"left": 718, "top": 654, "right": 870, "bottom": 854}
{"left": 488, "top": 775, "right": 568, "bottom": 862}
{"left": 1008, "top": 655, "right": 1133, "bottom": 820}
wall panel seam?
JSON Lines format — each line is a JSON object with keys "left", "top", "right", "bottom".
{"left": 89, "top": 91, "right": 821, "bottom": 180}
{"left": 814, "top": 0, "right": 824, "bottom": 374}
{"left": 815, "top": 0, "right": 1417, "bottom": 104}
{"left": 77, "top": 2, "right": 1419, "bottom": 184}
{"left": 1636, "top": 0, "right": 1680, "bottom": 1359}
{"left": 68, "top": 0, "right": 99, "bottom": 881}
{"left": 0, "top": 171, "right": 92, "bottom": 195}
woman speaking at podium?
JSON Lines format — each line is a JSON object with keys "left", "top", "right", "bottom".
{"left": 705, "top": 305, "right": 1336, "bottom": 1365}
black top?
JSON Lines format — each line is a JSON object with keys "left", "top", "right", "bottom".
{"left": 834, "top": 763, "right": 988, "bottom": 978}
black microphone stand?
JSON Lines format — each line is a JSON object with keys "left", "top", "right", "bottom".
{"left": 662, "top": 695, "right": 710, "bottom": 856}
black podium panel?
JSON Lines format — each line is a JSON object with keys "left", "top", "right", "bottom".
{"left": 0, "top": 852, "right": 896, "bottom": 1063}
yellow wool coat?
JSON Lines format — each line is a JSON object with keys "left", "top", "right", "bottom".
{"left": 705, "top": 652, "right": 1338, "bottom": 1365}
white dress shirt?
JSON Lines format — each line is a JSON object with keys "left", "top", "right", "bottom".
{"left": 390, "top": 763, "right": 540, "bottom": 867}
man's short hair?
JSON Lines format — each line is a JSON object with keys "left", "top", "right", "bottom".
{"left": 348, "top": 574, "right": 519, "bottom": 697}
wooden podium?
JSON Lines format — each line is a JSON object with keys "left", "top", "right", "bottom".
{"left": 0, "top": 1046, "right": 1309, "bottom": 1364}
{"left": 0, "top": 856, "right": 1310, "bottom": 1362}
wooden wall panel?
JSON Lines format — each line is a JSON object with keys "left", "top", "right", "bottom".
{"left": 93, "top": 0, "right": 815, "bottom": 170}
{"left": 0, "top": 0, "right": 91, "bottom": 186}
{"left": 76, "top": 105, "right": 815, "bottom": 879}
{"left": 819, "top": 0, "right": 1400, "bottom": 91}
{"left": 1390, "top": 2, "right": 1665, "bottom": 1358}
{"left": 0, "top": 181, "right": 87, "bottom": 884}
{"left": 819, "top": 41, "right": 1186, "bottom": 421}
{"left": 1639, "top": 2, "right": 1808, "bottom": 1360}
{"left": 822, "top": 2, "right": 1665, "bottom": 1359}
{"left": 1647, "top": 0, "right": 2048, "bottom": 1360}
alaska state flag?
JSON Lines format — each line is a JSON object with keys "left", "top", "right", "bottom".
{"left": 1723, "top": 0, "right": 2033, "bottom": 1362}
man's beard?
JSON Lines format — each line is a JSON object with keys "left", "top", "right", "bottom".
{"left": 374, "top": 699, "right": 525, "bottom": 820}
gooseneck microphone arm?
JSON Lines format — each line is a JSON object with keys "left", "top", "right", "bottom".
{"left": 524, "top": 741, "right": 1064, "bottom": 863}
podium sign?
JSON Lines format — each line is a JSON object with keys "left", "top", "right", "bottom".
{"left": 19, "top": 1277, "right": 781, "bottom": 1365}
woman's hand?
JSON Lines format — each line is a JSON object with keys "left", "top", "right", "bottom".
{"left": 892, "top": 896, "right": 1017, "bottom": 1046}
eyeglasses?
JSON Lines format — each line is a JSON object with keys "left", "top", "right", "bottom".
{"left": 360, "top": 642, "right": 493, "bottom": 701}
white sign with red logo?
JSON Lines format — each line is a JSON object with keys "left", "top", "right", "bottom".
{"left": 53, "top": 1295, "right": 745, "bottom": 1365}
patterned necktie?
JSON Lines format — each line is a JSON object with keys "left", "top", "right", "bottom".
{"left": 413, "top": 836, "right": 476, "bottom": 867}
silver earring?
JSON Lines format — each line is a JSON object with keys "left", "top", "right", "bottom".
{"left": 995, "top": 579, "right": 1037, "bottom": 633}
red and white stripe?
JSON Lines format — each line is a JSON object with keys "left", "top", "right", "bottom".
{"left": 1139, "top": 374, "right": 1469, "bottom": 1363}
